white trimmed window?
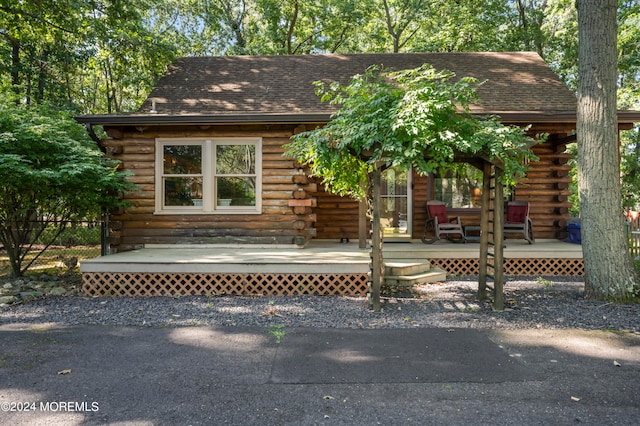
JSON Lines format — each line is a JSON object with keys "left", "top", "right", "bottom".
{"left": 155, "top": 138, "right": 262, "bottom": 214}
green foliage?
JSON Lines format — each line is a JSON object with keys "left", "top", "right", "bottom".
{"left": 34, "top": 223, "right": 102, "bottom": 247}
{"left": 0, "top": 0, "right": 180, "bottom": 113}
{"left": 535, "top": 276, "right": 554, "bottom": 288}
{"left": 0, "top": 98, "right": 134, "bottom": 276}
{"left": 285, "top": 64, "right": 538, "bottom": 200}
{"left": 269, "top": 324, "right": 286, "bottom": 343}
{"left": 621, "top": 127, "right": 640, "bottom": 210}
{"left": 1, "top": 0, "right": 637, "bottom": 121}
{"left": 566, "top": 142, "right": 580, "bottom": 216}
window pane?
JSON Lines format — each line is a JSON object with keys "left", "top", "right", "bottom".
{"left": 381, "top": 168, "right": 407, "bottom": 197}
{"left": 434, "top": 165, "right": 482, "bottom": 208}
{"left": 382, "top": 197, "right": 409, "bottom": 234}
{"left": 164, "top": 177, "right": 203, "bottom": 206}
{"left": 217, "top": 177, "right": 256, "bottom": 206}
{"left": 164, "top": 145, "right": 202, "bottom": 174}
{"left": 216, "top": 144, "right": 255, "bottom": 174}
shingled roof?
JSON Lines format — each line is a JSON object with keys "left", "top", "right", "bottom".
{"left": 82, "top": 51, "right": 627, "bottom": 127}
{"left": 141, "top": 52, "right": 576, "bottom": 117}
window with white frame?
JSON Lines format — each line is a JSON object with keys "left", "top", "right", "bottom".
{"left": 433, "top": 164, "right": 482, "bottom": 208}
{"left": 155, "top": 138, "right": 261, "bottom": 214}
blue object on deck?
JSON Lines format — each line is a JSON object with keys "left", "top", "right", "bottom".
{"left": 567, "top": 222, "right": 581, "bottom": 244}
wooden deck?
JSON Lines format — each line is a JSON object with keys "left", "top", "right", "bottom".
{"left": 80, "top": 239, "right": 583, "bottom": 297}
{"left": 81, "top": 239, "right": 582, "bottom": 273}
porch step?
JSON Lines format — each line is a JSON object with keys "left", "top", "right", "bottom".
{"left": 384, "top": 261, "right": 432, "bottom": 276}
{"left": 382, "top": 247, "right": 431, "bottom": 261}
{"left": 384, "top": 267, "right": 447, "bottom": 288}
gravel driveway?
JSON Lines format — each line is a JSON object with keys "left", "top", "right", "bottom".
{"left": 1, "top": 277, "right": 638, "bottom": 331}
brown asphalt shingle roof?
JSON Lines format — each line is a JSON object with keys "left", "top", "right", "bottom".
{"left": 139, "top": 52, "right": 577, "bottom": 117}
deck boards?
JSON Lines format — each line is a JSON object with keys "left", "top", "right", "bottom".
{"left": 81, "top": 239, "right": 582, "bottom": 274}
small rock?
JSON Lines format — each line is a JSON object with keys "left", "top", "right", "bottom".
{"left": 20, "top": 291, "right": 42, "bottom": 302}
{"left": 3, "top": 283, "right": 13, "bottom": 290}
{"left": 0, "top": 295, "right": 16, "bottom": 304}
{"left": 48, "top": 287, "right": 67, "bottom": 296}
{"left": 32, "top": 281, "right": 48, "bottom": 290}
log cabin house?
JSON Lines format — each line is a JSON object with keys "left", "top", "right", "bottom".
{"left": 77, "top": 52, "right": 640, "bottom": 297}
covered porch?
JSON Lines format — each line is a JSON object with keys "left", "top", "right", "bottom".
{"left": 80, "top": 239, "right": 583, "bottom": 297}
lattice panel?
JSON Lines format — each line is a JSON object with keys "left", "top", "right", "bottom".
{"left": 430, "top": 258, "right": 478, "bottom": 276}
{"left": 504, "top": 258, "right": 584, "bottom": 276}
{"left": 82, "top": 272, "right": 370, "bottom": 297}
{"left": 430, "top": 258, "right": 584, "bottom": 277}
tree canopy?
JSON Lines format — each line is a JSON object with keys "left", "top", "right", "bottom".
{"left": 1, "top": 1, "right": 637, "bottom": 124}
{"left": 0, "top": 98, "right": 133, "bottom": 276}
{"left": 286, "top": 65, "right": 538, "bottom": 199}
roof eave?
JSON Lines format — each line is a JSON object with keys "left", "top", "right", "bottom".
{"left": 75, "top": 112, "right": 333, "bottom": 126}
{"left": 488, "top": 110, "right": 640, "bottom": 127}
{"left": 76, "top": 110, "right": 640, "bottom": 127}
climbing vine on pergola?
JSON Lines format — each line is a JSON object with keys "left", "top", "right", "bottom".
{"left": 285, "top": 64, "right": 540, "bottom": 311}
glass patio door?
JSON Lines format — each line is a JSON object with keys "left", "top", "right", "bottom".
{"left": 381, "top": 167, "right": 412, "bottom": 239}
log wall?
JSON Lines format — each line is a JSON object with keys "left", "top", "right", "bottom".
{"left": 103, "top": 124, "right": 317, "bottom": 252}
{"left": 513, "top": 135, "right": 573, "bottom": 240}
{"left": 104, "top": 123, "right": 573, "bottom": 251}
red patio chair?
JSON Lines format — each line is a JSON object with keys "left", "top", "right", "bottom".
{"left": 504, "top": 201, "right": 534, "bottom": 244}
{"left": 422, "top": 200, "right": 465, "bottom": 244}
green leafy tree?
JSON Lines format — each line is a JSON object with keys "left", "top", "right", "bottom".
{"left": 621, "top": 129, "right": 640, "bottom": 210}
{"left": 285, "top": 65, "right": 537, "bottom": 310}
{"left": 0, "top": 0, "right": 180, "bottom": 113}
{"left": 82, "top": 0, "right": 180, "bottom": 113}
{"left": 252, "top": 0, "right": 369, "bottom": 54}
{"left": 414, "top": 0, "right": 511, "bottom": 52}
{"left": 618, "top": 1, "right": 640, "bottom": 211}
{"left": 0, "top": 98, "right": 133, "bottom": 277}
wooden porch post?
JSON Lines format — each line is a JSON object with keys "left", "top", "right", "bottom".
{"left": 359, "top": 181, "right": 368, "bottom": 249}
{"left": 370, "top": 167, "right": 383, "bottom": 312}
{"left": 478, "top": 160, "right": 505, "bottom": 310}
{"left": 478, "top": 160, "right": 491, "bottom": 299}
{"left": 493, "top": 167, "right": 505, "bottom": 311}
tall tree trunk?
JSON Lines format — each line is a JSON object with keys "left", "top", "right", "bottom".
{"left": 285, "top": 0, "right": 299, "bottom": 54}
{"left": 36, "top": 49, "right": 48, "bottom": 103}
{"left": 10, "top": 38, "right": 21, "bottom": 99}
{"left": 576, "top": 0, "right": 638, "bottom": 301}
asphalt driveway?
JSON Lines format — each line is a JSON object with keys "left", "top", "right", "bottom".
{"left": 1, "top": 324, "right": 639, "bottom": 425}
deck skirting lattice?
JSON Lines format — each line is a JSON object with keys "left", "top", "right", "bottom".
{"left": 82, "top": 272, "right": 370, "bottom": 297}
{"left": 430, "top": 258, "right": 584, "bottom": 277}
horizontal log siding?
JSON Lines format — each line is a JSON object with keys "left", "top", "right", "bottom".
{"left": 103, "top": 124, "right": 316, "bottom": 251}
{"left": 312, "top": 178, "right": 362, "bottom": 240}
{"left": 412, "top": 173, "right": 428, "bottom": 239}
{"left": 315, "top": 136, "right": 573, "bottom": 241}
{"left": 513, "top": 137, "right": 572, "bottom": 239}
{"left": 105, "top": 124, "right": 572, "bottom": 248}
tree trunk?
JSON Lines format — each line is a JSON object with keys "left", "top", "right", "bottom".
{"left": 576, "top": 0, "right": 638, "bottom": 301}
{"left": 10, "top": 37, "right": 20, "bottom": 98}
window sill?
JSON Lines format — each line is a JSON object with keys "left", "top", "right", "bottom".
{"left": 154, "top": 209, "right": 261, "bottom": 215}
